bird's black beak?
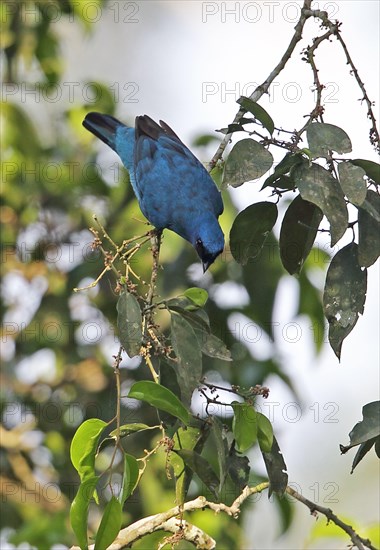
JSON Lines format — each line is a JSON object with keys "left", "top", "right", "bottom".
{"left": 202, "top": 259, "right": 212, "bottom": 273}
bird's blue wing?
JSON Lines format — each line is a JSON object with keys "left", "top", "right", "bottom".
{"left": 133, "top": 116, "right": 223, "bottom": 234}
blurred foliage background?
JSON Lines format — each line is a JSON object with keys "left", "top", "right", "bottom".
{"left": 0, "top": 1, "right": 363, "bottom": 548}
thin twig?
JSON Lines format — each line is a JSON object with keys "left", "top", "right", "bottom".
{"left": 286, "top": 486, "right": 377, "bottom": 550}
{"left": 209, "top": 0, "right": 313, "bottom": 169}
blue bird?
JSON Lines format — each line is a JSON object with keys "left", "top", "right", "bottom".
{"left": 82, "top": 112, "right": 224, "bottom": 271}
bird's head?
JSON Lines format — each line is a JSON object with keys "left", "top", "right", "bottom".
{"left": 193, "top": 216, "right": 225, "bottom": 272}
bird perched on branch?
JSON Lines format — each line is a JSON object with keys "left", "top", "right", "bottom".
{"left": 82, "top": 112, "right": 224, "bottom": 271}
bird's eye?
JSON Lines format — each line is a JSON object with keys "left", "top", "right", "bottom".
{"left": 195, "top": 238, "right": 204, "bottom": 254}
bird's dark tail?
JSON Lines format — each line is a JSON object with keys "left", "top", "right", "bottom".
{"left": 82, "top": 112, "right": 124, "bottom": 150}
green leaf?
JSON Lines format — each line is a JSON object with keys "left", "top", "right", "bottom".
{"left": 338, "top": 162, "right": 367, "bottom": 205}
{"left": 119, "top": 453, "right": 139, "bottom": 504}
{"left": 262, "top": 152, "right": 304, "bottom": 189}
{"left": 110, "top": 423, "right": 152, "bottom": 438}
{"left": 128, "top": 381, "right": 190, "bottom": 425}
{"left": 237, "top": 96, "right": 275, "bottom": 135}
{"left": 116, "top": 290, "right": 142, "bottom": 358}
{"left": 94, "top": 496, "right": 122, "bottom": 550}
{"left": 222, "top": 139, "right": 274, "bottom": 187}
{"left": 70, "top": 476, "right": 99, "bottom": 550}
{"left": 175, "top": 449, "right": 219, "bottom": 499}
{"left": 170, "top": 313, "right": 203, "bottom": 406}
{"left": 323, "top": 243, "right": 367, "bottom": 359}
{"left": 358, "top": 190, "right": 380, "bottom": 267}
{"left": 280, "top": 195, "right": 323, "bottom": 275}
{"left": 294, "top": 163, "right": 348, "bottom": 246}
{"left": 210, "top": 163, "right": 223, "bottom": 189}
{"left": 232, "top": 402, "right": 258, "bottom": 453}
{"left": 229, "top": 202, "right": 278, "bottom": 265}
{"left": 257, "top": 412, "right": 274, "bottom": 453}
{"left": 262, "top": 436, "right": 288, "bottom": 497}
{"left": 183, "top": 287, "right": 208, "bottom": 308}
{"left": 350, "top": 159, "right": 380, "bottom": 185}
{"left": 70, "top": 419, "right": 107, "bottom": 481}
{"left": 306, "top": 123, "right": 352, "bottom": 157}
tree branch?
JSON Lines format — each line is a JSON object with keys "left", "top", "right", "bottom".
{"left": 69, "top": 481, "right": 377, "bottom": 550}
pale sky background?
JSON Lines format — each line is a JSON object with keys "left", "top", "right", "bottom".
{"left": 6, "top": 1, "right": 380, "bottom": 548}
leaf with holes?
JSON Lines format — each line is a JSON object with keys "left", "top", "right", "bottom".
{"left": 323, "top": 243, "right": 367, "bottom": 359}
{"left": 262, "top": 436, "right": 288, "bottom": 497}
{"left": 350, "top": 159, "right": 380, "bottom": 185}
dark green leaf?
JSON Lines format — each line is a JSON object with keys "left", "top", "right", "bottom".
{"left": 340, "top": 401, "right": 380, "bottom": 452}
{"left": 171, "top": 313, "right": 203, "bottom": 406}
{"left": 294, "top": 162, "right": 348, "bottom": 246}
{"left": 70, "top": 419, "right": 107, "bottom": 482}
{"left": 338, "top": 162, "right": 367, "bottom": 205}
{"left": 211, "top": 417, "right": 229, "bottom": 493}
{"left": 350, "top": 438, "right": 377, "bottom": 474}
{"left": 323, "top": 243, "right": 367, "bottom": 359}
{"left": 227, "top": 445, "right": 250, "bottom": 491}
{"left": 110, "top": 423, "right": 152, "bottom": 438}
{"left": 307, "top": 123, "right": 352, "bottom": 157}
{"left": 170, "top": 426, "right": 206, "bottom": 503}
{"left": 232, "top": 402, "right": 258, "bottom": 453}
{"left": 195, "top": 330, "right": 232, "bottom": 361}
{"left": 257, "top": 412, "right": 274, "bottom": 453}
{"left": 280, "top": 195, "right": 323, "bottom": 275}
{"left": 119, "top": 453, "right": 139, "bottom": 504}
{"left": 229, "top": 202, "right": 278, "bottom": 265}
{"left": 375, "top": 436, "right": 380, "bottom": 458}
{"left": 167, "top": 299, "right": 211, "bottom": 333}
{"left": 358, "top": 190, "right": 380, "bottom": 267}
{"left": 262, "top": 152, "right": 304, "bottom": 189}
{"left": 350, "top": 159, "right": 380, "bottom": 185}
{"left": 222, "top": 139, "right": 274, "bottom": 187}
{"left": 175, "top": 449, "right": 219, "bottom": 499}
{"left": 183, "top": 287, "right": 208, "bottom": 307}
{"left": 70, "top": 476, "right": 99, "bottom": 550}
{"left": 128, "top": 381, "right": 190, "bottom": 425}
{"left": 116, "top": 290, "right": 142, "bottom": 358}
{"left": 94, "top": 496, "right": 122, "bottom": 550}
{"left": 262, "top": 436, "right": 288, "bottom": 497}
{"left": 237, "top": 96, "right": 275, "bottom": 135}
{"left": 217, "top": 123, "right": 248, "bottom": 134}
